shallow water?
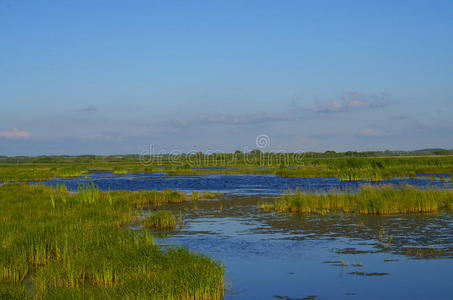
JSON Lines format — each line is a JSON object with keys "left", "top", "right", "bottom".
{"left": 154, "top": 197, "right": 453, "bottom": 299}
{"left": 35, "top": 172, "right": 451, "bottom": 194}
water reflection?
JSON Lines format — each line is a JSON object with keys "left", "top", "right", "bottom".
{"left": 153, "top": 196, "right": 453, "bottom": 299}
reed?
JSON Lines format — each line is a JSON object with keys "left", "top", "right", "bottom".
{"left": 143, "top": 210, "right": 177, "bottom": 230}
{"left": 0, "top": 183, "right": 224, "bottom": 299}
{"left": 1, "top": 155, "right": 453, "bottom": 182}
{"left": 201, "top": 191, "right": 219, "bottom": 199}
{"left": 259, "top": 185, "right": 453, "bottom": 215}
{"left": 77, "top": 183, "right": 100, "bottom": 204}
{"left": 0, "top": 283, "right": 28, "bottom": 299}
{"left": 112, "top": 169, "right": 128, "bottom": 174}
{"left": 123, "top": 189, "right": 189, "bottom": 208}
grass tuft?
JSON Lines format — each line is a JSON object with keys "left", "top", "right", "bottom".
{"left": 143, "top": 210, "right": 177, "bottom": 230}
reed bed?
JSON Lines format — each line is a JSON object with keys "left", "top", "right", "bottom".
{"left": 192, "top": 191, "right": 200, "bottom": 201}
{"left": 119, "top": 189, "right": 189, "bottom": 209}
{"left": 0, "top": 183, "right": 224, "bottom": 299}
{"left": 143, "top": 211, "right": 177, "bottom": 230}
{"left": 192, "top": 191, "right": 221, "bottom": 201}
{"left": 1, "top": 155, "right": 452, "bottom": 182}
{"left": 259, "top": 185, "right": 453, "bottom": 215}
{"left": 201, "top": 191, "right": 221, "bottom": 199}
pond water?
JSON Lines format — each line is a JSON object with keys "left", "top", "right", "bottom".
{"left": 36, "top": 172, "right": 451, "bottom": 194}
{"left": 154, "top": 197, "right": 453, "bottom": 299}
{"left": 35, "top": 173, "right": 453, "bottom": 299}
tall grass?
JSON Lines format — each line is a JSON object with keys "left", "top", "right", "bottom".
{"left": 124, "top": 189, "right": 189, "bottom": 208}
{"left": 260, "top": 185, "right": 453, "bottom": 215}
{"left": 0, "top": 183, "right": 224, "bottom": 299}
{"left": 192, "top": 191, "right": 220, "bottom": 200}
{"left": 1, "top": 155, "right": 452, "bottom": 182}
{"left": 77, "top": 183, "right": 100, "bottom": 204}
{"left": 143, "top": 210, "right": 177, "bottom": 230}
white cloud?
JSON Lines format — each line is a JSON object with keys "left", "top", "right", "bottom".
{"left": 362, "top": 128, "right": 382, "bottom": 136}
{"left": 0, "top": 129, "right": 32, "bottom": 138}
{"left": 314, "top": 91, "right": 390, "bottom": 114}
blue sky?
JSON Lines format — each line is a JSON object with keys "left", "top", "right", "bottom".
{"left": 1, "top": 0, "right": 452, "bottom": 155}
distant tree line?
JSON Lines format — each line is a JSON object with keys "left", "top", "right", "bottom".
{"left": 1, "top": 149, "right": 452, "bottom": 164}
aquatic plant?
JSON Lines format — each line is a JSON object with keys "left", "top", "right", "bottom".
{"left": 260, "top": 185, "right": 453, "bottom": 215}
{"left": 125, "top": 189, "right": 189, "bottom": 208}
{"left": 201, "top": 191, "right": 219, "bottom": 199}
{"left": 143, "top": 210, "right": 177, "bottom": 230}
{"left": 143, "top": 167, "right": 153, "bottom": 174}
{"left": 112, "top": 169, "right": 128, "bottom": 174}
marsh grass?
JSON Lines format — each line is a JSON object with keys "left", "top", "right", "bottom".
{"left": 1, "top": 156, "right": 453, "bottom": 182}
{"left": 123, "top": 189, "right": 189, "bottom": 209}
{"left": 143, "top": 210, "right": 177, "bottom": 230}
{"left": 192, "top": 191, "right": 200, "bottom": 201}
{"left": 201, "top": 191, "right": 221, "bottom": 199}
{"left": 112, "top": 169, "right": 128, "bottom": 174}
{"left": 0, "top": 183, "right": 224, "bottom": 299}
{"left": 260, "top": 185, "right": 453, "bottom": 215}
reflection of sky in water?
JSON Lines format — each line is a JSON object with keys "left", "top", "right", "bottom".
{"left": 32, "top": 172, "right": 451, "bottom": 194}
{"left": 155, "top": 213, "right": 453, "bottom": 300}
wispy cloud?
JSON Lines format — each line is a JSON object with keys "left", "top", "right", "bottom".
{"left": 314, "top": 91, "right": 390, "bottom": 114}
{"left": 0, "top": 129, "right": 31, "bottom": 138}
{"left": 202, "top": 112, "right": 293, "bottom": 125}
{"left": 153, "top": 90, "right": 390, "bottom": 129}
{"left": 78, "top": 106, "right": 97, "bottom": 112}
{"left": 361, "top": 128, "right": 383, "bottom": 136}
{"left": 315, "top": 100, "right": 346, "bottom": 113}
{"left": 160, "top": 112, "right": 294, "bottom": 128}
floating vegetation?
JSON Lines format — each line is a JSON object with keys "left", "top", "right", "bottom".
{"left": 0, "top": 183, "right": 224, "bottom": 299}
{"left": 143, "top": 210, "right": 177, "bottom": 230}
{"left": 259, "top": 185, "right": 453, "bottom": 215}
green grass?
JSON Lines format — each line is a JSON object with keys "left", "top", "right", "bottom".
{"left": 200, "top": 191, "right": 221, "bottom": 199}
{"left": 192, "top": 191, "right": 221, "bottom": 201}
{"left": 259, "top": 185, "right": 453, "bottom": 215}
{"left": 143, "top": 211, "right": 177, "bottom": 230}
{"left": 0, "top": 183, "right": 224, "bottom": 299}
{"left": 192, "top": 191, "right": 200, "bottom": 201}
{"left": 120, "top": 189, "right": 189, "bottom": 209}
{"left": 1, "top": 155, "right": 453, "bottom": 182}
